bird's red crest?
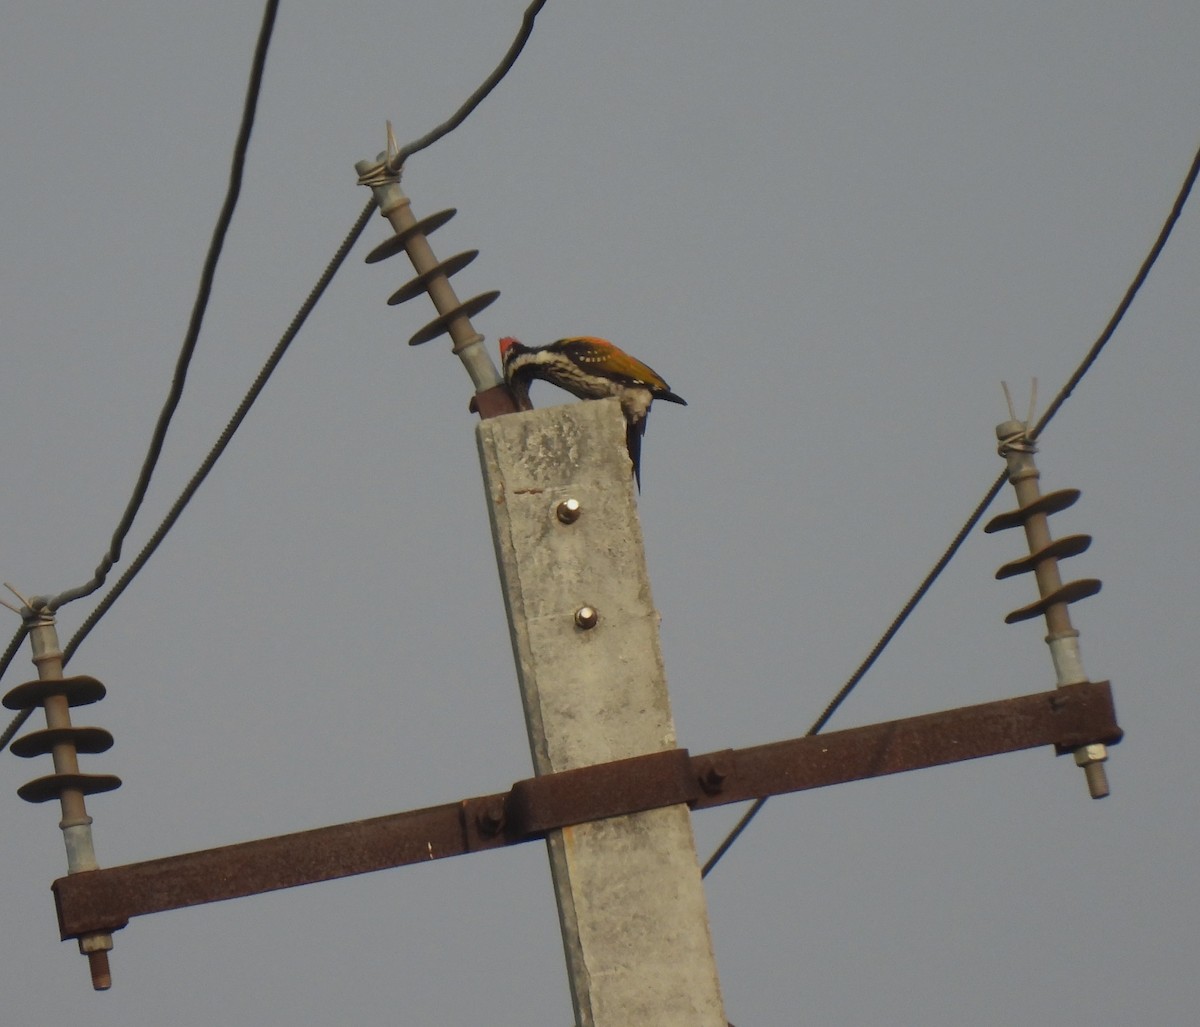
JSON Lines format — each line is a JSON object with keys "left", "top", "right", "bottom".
{"left": 499, "top": 336, "right": 521, "bottom": 359}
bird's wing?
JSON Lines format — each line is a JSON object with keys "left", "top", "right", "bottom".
{"left": 555, "top": 337, "right": 676, "bottom": 395}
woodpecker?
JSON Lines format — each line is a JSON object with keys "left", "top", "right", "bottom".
{"left": 499, "top": 335, "right": 686, "bottom": 488}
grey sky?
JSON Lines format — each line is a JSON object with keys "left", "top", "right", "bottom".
{"left": 3, "top": 2, "right": 1198, "bottom": 1024}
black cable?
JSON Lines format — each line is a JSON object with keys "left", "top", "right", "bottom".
{"left": 55, "top": 0, "right": 555, "bottom": 665}
{"left": 0, "top": 201, "right": 375, "bottom": 751}
{"left": 0, "top": 626, "right": 30, "bottom": 752}
{"left": 2, "top": 0, "right": 552, "bottom": 749}
{"left": 50, "top": 0, "right": 280, "bottom": 614}
{"left": 1031, "top": 143, "right": 1200, "bottom": 441}
{"left": 701, "top": 470, "right": 1009, "bottom": 878}
{"left": 702, "top": 138, "right": 1200, "bottom": 879}
{"left": 386, "top": 0, "right": 549, "bottom": 173}
{"left": 0, "top": 0, "right": 279, "bottom": 748}
{"left": 61, "top": 199, "right": 378, "bottom": 667}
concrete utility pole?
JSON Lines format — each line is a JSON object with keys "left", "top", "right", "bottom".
{"left": 477, "top": 398, "right": 727, "bottom": 1027}
{"left": 19, "top": 167, "right": 1123, "bottom": 1013}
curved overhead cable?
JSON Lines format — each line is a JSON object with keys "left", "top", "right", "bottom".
{"left": 702, "top": 138, "right": 1200, "bottom": 879}
{"left": 1, "top": 0, "right": 553, "bottom": 750}
{"left": 50, "top": 0, "right": 281, "bottom": 615}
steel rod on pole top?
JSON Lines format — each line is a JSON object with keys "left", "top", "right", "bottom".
{"left": 2, "top": 590, "right": 119, "bottom": 989}
{"left": 987, "top": 390, "right": 1111, "bottom": 798}
{"left": 355, "top": 129, "right": 518, "bottom": 420}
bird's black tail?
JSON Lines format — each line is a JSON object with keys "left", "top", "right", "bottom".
{"left": 627, "top": 418, "right": 645, "bottom": 491}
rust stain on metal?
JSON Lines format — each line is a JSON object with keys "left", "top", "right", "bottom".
{"left": 53, "top": 795, "right": 509, "bottom": 939}
{"left": 508, "top": 749, "right": 696, "bottom": 837}
{"left": 687, "top": 681, "right": 1122, "bottom": 810}
{"left": 470, "top": 383, "right": 521, "bottom": 420}
{"left": 52, "top": 682, "right": 1121, "bottom": 940}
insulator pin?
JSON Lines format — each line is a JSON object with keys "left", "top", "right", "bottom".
{"left": 3, "top": 674, "right": 122, "bottom": 807}
{"left": 388, "top": 250, "right": 479, "bottom": 306}
{"left": 10, "top": 725, "right": 114, "bottom": 758}
{"left": 983, "top": 487, "right": 1101, "bottom": 625}
{"left": 983, "top": 488, "right": 1081, "bottom": 533}
{"left": 994, "top": 534, "right": 1092, "bottom": 579}
{"left": 1003, "top": 578, "right": 1102, "bottom": 625}
{"left": 18, "top": 772, "right": 122, "bottom": 805}
{"left": 365, "top": 208, "right": 457, "bottom": 263}
{"left": 990, "top": 416, "right": 1111, "bottom": 798}
{"left": 409, "top": 290, "right": 500, "bottom": 347}
{"left": 3, "top": 674, "right": 107, "bottom": 710}
{"left": 8, "top": 612, "right": 118, "bottom": 988}
{"left": 356, "top": 166, "right": 512, "bottom": 404}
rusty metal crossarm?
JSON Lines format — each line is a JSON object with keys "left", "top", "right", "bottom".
{"left": 689, "top": 680, "right": 1122, "bottom": 809}
{"left": 53, "top": 681, "right": 1120, "bottom": 941}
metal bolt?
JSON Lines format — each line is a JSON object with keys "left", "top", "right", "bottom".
{"left": 86, "top": 950, "right": 112, "bottom": 991}
{"left": 476, "top": 800, "right": 506, "bottom": 836}
{"left": 556, "top": 498, "right": 582, "bottom": 524}
{"left": 698, "top": 760, "right": 730, "bottom": 795}
{"left": 574, "top": 606, "right": 599, "bottom": 630}
{"left": 1075, "top": 743, "right": 1110, "bottom": 798}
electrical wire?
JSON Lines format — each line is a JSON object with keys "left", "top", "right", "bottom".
{"left": 0, "top": 199, "right": 373, "bottom": 751}
{"left": 0, "top": 626, "right": 30, "bottom": 750}
{"left": 0, "top": 0, "right": 279, "bottom": 748}
{"left": 1031, "top": 145, "right": 1200, "bottom": 441}
{"left": 387, "top": 0, "right": 549, "bottom": 173}
{"left": 702, "top": 137, "right": 1200, "bottom": 879}
{"left": 49, "top": 0, "right": 280, "bottom": 615}
{"left": 60, "top": 201, "right": 378, "bottom": 668}
{"left": 60, "top": 1, "right": 554, "bottom": 663}
{"left": 701, "top": 470, "right": 1009, "bottom": 878}
{"left": 1, "top": 0, "right": 551, "bottom": 749}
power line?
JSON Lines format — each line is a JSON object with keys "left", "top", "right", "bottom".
{"left": 0, "top": 0, "right": 280, "bottom": 750}
{"left": 702, "top": 137, "right": 1200, "bottom": 879}
{"left": 59, "top": 202, "right": 378, "bottom": 669}
{"left": 701, "top": 470, "right": 1009, "bottom": 878}
{"left": 387, "top": 0, "right": 549, "bottom": 173}
{"left": 49, "top": 0, "right": 280, "bottom": 615}
{"left": 0, "top": 624, "right": 30, "bottom": 743}
{"left": 0, "top": 0, "right": 551, "bottom": 749}
{"left": 1031, "top": 146, "right": 1200, "bottom": 441}
{"left": 62, "top": 1, "right": 554, "bottom": 664}
{"left": 0, "top": 199, "right": 372, "bottom": 752}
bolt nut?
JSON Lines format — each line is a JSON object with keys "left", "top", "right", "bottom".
{"left": 574, "top": 606, "right": 599, "bottom": 630}
{"left": 556, "top": 498, "right": 582, "bottom": 524}
{"left": 698, "top": 760, "right": 730, "bottom": 795}
{"left": 476, "top": 801, "right": 506, "bottom": 836}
